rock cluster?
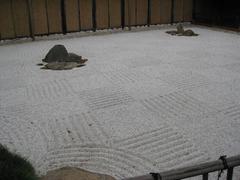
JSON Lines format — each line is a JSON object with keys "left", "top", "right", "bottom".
{"left": 166, "top": 24, "right": 199, "bottom": 36}
{"left": 38, "top": 45, "right": 88, "bottom": 70}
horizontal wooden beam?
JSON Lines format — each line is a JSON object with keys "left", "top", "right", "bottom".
{"left": 122, "top": 155, "right": 240, "bottom": 180}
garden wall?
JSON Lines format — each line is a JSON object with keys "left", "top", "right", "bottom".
{"left": 0, "top": 0, "right": 192, "bottom": 40}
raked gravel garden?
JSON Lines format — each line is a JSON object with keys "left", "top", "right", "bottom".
{"left": 0, "top": 25, "right": 240, "bottom": 179}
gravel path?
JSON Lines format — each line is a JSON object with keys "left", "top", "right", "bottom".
{"left": 0, "top": 26, "right": 240, "bottom": 179}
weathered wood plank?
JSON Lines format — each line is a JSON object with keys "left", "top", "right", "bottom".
{"left": 174, "top": 0, "right": 184, "bottom": 22}
{"left": 65, "top": 0, "right": 80, "bottom": 32}
{"left": 32, "top": 0, "right": 48, "bottom": 35}
{"left": 123, "top": 155, "right": 240, "bottom": 180}
{"left": 109, "top": 0, "right": 121, "bottom": 28}
{"left": 12, "top": 0, "right": 30, "bottom": 37}
{"left": 79, "top": 0, "right": 93, "bottom": 30}
{"left": 136, "top": 0, "right": 148, "bottom": 25}
{"left": 183, "top": 0, "right": 192, "bottom": 22}
{"left": 151, "top": 0, "right": 161, "bottom": 24}
{"left": 96, "top": 0, "right": 109, "bottom": 29}
{"left": 125, "top": 0, "right": 137, "bottom": 26}
{"left": 46, "top": 0, "right": 62, "bottom": 33}
{"left": 0, "top": 0, "right": 15, "bottom": 39}
{"left": 159, "top": 0, "right": 172, "bottom": 24}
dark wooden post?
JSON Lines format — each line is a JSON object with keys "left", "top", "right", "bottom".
{"left": 171, "top": 0, "right": 174, "bottom": 24}
{"left": 121, "top": 0, "right": 125, "bottom": 29}
{"left": 61, "top": 0, "right": 67, "bottom": 34}
{"left": 127, "top": 0, "right": 131, "bottom": 30}
{"left": 92, "top": 0, "right": 96, "bottom": 31}
{"left": 202, "top": 173, "right": 208, "bottom": 180}
{"left": 192, "top": 0, "right": 196, "bottom": 23}
{"left": 27, "top": 0, "right": 35, "bottom": 40}
{"left": 227, "top": 167, "right": 234, "bottom": 180}
{"left": 147, "top": 0, "right": 151, "bottom": 26}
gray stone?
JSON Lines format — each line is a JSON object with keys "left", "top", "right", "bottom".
{"left": 183, "top": 29, "right": 198, "bottom": 36}
{"left": 166, "top": 24, "right": 198, "bottom": 37}
{"left": 177, "top": 24, "right": 184, "bottom": 34}
{"left": 42, "top": 45, "right": 69, "bottom": 63}
{"left": 40, "top": 45, "right": 88, "bottom": 70}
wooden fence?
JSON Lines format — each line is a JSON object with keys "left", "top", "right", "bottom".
{"left": 0, "top": 0, "right": 193, "bottom": 40}
{"left": 122, "top": 155, "right": 240, "bottom": 180}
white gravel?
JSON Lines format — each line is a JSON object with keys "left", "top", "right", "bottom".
{"left": 0, "top": 25, "right": 240, "bottom": 179}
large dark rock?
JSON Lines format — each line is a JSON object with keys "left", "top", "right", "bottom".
{"left": 42, "top": 45, "right": 69, "bottom": 63}
{"left": 40, "top": 45, "right": 88, "bottom": 70}
{"left": 42, "top": 45, "right": 87, "bottom": 63}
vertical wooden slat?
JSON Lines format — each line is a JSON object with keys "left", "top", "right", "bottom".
{"left": 202, "top": 173, "right": 208, "bottom": 180}
{"left": 96, "top": 0, "right": 109, "bottom": 29}
{"left": 121, "top": 0, "right": 125, "bottom": 28}
{"left": 183, "top": 0, "right": 192, "bottom": 22}
{"left": 174, "top": 0, "right": 184, "bottom": 22}
{"left": 227, "top": 168, "right": 234, "bottom": 180}
{"left": 125, "top": 0, "right": 129, "bottom": 26}
{"left": 65, "top": 0, "right": 80, "bottom": 32}
{"left": 79, "top": 0, "right": 93, "bottom": 30}
{"left": 136, "top": 0, "right": 148, "bottom": 25}
{"left": 159, "top": 0, "right": 172, "bottom": 24}
{"left": 92, "top": 0, "right": 96, "bottom": 31}
{"left": 27, "top": 0, "right": 35, "bottom": 40}
{"left": 151, "top": 0, "right": 161, "bottom": 24}
{"left": 0, "top": 0, "right": 15, "bottom": 39}
{"left": 32, "top": 0, "right": 48, "bottom": 35}
{"left": 61, "top": 0, "right": 67, "bottom": 34}
{"left": 12, "top": 0, "right": 30, "bottom": 37}
{"left": 147, "top": 0, "right": 151, "bottom": 26}
{"left": 109, "top": 0, "right": 121, "bottom": 28}
{"left": 125, "top": 0, "right": 137, "bottom": 26}
{"left": 46, "top": 0, "right": 62, "bottom": 33}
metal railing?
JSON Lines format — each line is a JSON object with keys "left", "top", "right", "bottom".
{"left": 122, "top": 155, "right": 240, "bottom": 180}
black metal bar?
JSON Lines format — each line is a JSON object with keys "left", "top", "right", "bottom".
{"left": 202, "top": 173, "right": 208, "bottom": 180}
{"left": 60, "top": 0, "right": 67, "bottom": 34}
{"left": 121, "top": 0, "right": 125, "bottom": 29}
{"left": 92, "top": 0, "right": 96, "bottom": 31}
{"left": 147, "top": 0, "right": 151, "bottom": 26}
{"left": 171, "top": 0, "right": 174, "bottom": 24}
{"left": 227, "top": 167, "right": 234, "bottom": 180}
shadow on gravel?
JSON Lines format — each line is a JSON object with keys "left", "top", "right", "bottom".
{"left": 41, "top": 167, "right": 116, "bottom": 180}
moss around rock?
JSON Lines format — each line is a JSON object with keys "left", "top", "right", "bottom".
{"left": 41, "top": 62, "right": 86, "bottom": 70}
{"left": 40, "top": 45, "right": 88, "bottom": 70}
{"left": 0, "top": 145, "right": 38, "bottom": 180}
